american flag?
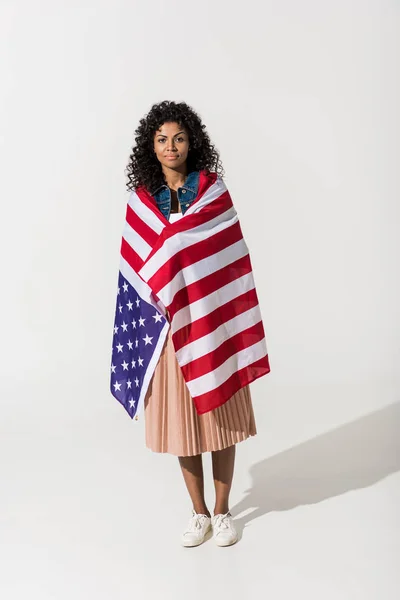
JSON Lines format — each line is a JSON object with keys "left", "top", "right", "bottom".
{"left": 110, "top": 266, "right": 169, "bottom": 420}
{"left": 110, "top": 170, "right": 270, "bottom": 418}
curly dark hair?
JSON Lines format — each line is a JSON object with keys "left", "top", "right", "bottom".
{"left": 126, "top": 100, "right": 224, "bottom": 193}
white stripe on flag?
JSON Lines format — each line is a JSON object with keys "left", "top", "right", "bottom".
{"left": 158, "top": 237, "right": 249, "bottom": 307}
{"left": 139, "top": 206, "right": 237, "bottom": 283}
{"left": 135, "top": 320, "right": 170, "bottom": 419}
{"left": 184, "top": 177, "right": 228, "bottom": 217}
{"left": 119, "top": 256, "right": 168, "bottom": 317}
{"left": 185, "top": 338, "right": 268, "bottom": 397}
{"left": 122, "top": 221, "right": 152, "bottom": 261}
{"left": 176, "top": 305, "right": 263, "bottom": 365}
{"left": 128, "top": 190, "right": 166, "bottom": 235}
{"left": 171, "top": 271, "right": 256, "bottom": 334}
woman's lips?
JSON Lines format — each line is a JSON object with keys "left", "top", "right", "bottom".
{"left": 165, "top": 156, "right": 178, "bottom": 159}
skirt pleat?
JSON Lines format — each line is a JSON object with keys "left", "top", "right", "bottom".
{"left": 144, "top": 326, "right": 257, "bottom": 456}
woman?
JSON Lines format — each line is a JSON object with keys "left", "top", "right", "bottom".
{"left": 119, "top": 100, "right": 269, "bottom": 547}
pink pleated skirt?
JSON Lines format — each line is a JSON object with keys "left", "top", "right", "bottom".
{"left": 144, "top": 326, "right": 257, "bottom": 456}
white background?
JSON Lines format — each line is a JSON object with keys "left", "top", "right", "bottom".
{"left": 1, "top": 1, "right": 399, "bottom": 599}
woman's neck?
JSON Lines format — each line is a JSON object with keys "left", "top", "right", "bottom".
{"left": 162, "top": 165, "right": 188, "bottom": 190}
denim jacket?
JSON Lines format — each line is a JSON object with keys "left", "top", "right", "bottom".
{"left": 150, "top": 170, "right": 200, "bottom": 221}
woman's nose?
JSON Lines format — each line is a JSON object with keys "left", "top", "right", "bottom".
{"left": 166, "top": 139, "right": 177, "bottom": 151}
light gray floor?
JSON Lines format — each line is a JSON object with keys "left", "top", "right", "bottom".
{"left": 1, "top": 393, "right": 399, "bottom": 600}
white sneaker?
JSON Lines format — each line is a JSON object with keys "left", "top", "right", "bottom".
{"left": 181, "top": 510, "right": 212, "bottom": 547}
{"left": 211, "top": 512, "right": 238, "bottom": 546}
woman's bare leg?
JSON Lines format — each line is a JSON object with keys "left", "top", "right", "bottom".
{"left": 211, "top": 445, "right": 236, "bottom": 515}
{"left": 178, "top": 454, "right": 211, "bottom": 517}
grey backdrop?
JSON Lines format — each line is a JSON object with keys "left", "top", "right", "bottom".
{"left": 1, "top": 1, "right": 399, "bottom": 599}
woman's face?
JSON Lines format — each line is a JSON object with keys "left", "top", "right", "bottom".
{"left": 153, "top": 122, "right": 190, "bottom": 171}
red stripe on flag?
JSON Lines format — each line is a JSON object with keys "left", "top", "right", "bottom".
{"left": 121, "top": 237, "right": 144, "bottom": 273}
{"left": 143, "top": 189, "right": 233, "bottom": 279}
{"left": 180, "top": 320, "right": 267, "bottom": 381}
{"left": 172, "top": 287, "right": 259, "bottom": 351}
{"left": 148, "top": 218, "right": 242, "bottom": 296}
{"left": 170, "top": 253, "right": 252, "bottom": 317}
{"left": 134, "top": 186, "right": 169, "bottom": 223}
{"left": 156, "top": 188, "right": 232, "bottom": 246}
{"left": 126, "top": 204, "right": 160, "bottom": 249}
{"left": 194, "top": 170, "right": 219, "bottom": 208}
{"left": 138, "top": 183, "right": 232, "bottom": 276}
{"left": 192, "top": 355, "right": 271, "bottom": 415}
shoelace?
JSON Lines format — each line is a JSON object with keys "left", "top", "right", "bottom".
{"left": 184, "top": 512, "right": 209, "bottom": 534}
{"left": 213, "top": 512, "right": 232, "bottom": 531}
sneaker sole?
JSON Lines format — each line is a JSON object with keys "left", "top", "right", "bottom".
{"left": 181, "top": 526, "right": 212, "bottom": 547}
{"left": 214, "top": 534, "right": 238, "bottom": 547}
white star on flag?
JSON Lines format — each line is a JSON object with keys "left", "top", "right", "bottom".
{"left": 110, "top": 273, "right": 168, "bottom": 419}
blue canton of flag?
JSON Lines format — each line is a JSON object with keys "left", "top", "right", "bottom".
{"left": 110, "top": 271, "right": 169, "bottom": 420}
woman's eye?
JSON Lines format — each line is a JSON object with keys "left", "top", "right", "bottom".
{"left": 157, "top": 137, "right": 185, "bottom": 143}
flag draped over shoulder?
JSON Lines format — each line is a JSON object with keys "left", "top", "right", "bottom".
{"left": 110, "top": 170, "right": 270, "bottom": 420}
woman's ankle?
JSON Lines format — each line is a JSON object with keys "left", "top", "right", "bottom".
{"left": 193, "top": 505, "right": 211, "bottom": 518}
{"left": 214, "top": 505, "right": 230, "bottom": 516}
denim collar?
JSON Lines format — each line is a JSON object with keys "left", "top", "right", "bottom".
{"left": 150, "top": 170, "right": 199, "bottom": 197}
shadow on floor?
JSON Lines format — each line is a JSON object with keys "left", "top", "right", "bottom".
{"left": 231, "top": 402, "right": 400, "bottom": 536}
